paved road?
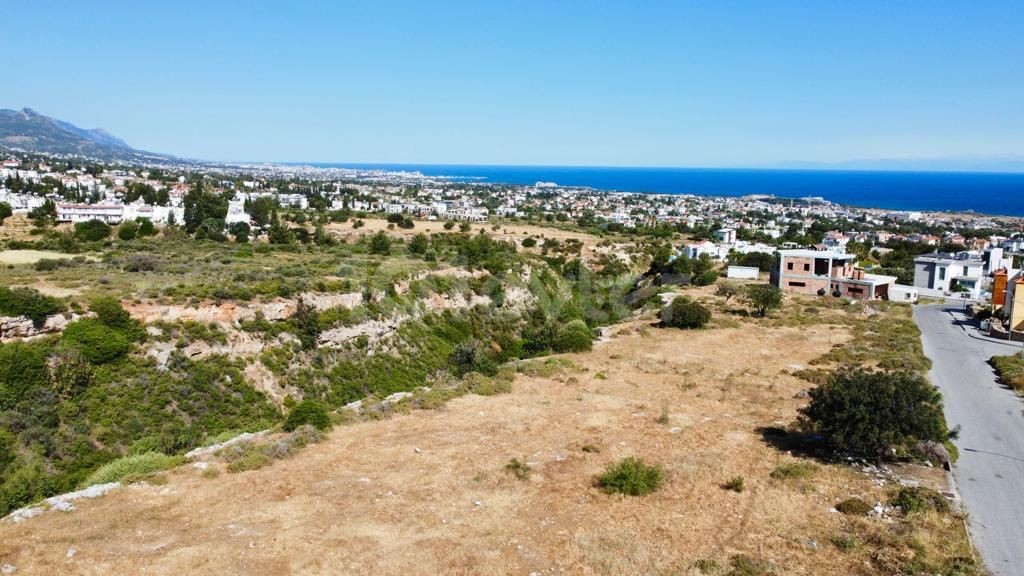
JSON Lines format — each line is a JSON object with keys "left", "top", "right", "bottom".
{"left": 914, "top": 304, "right": 1024, "bottom": 576}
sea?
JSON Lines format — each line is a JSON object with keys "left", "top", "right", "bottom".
{"left": 311, "top": 163, "right": 1024, "bottom": 218}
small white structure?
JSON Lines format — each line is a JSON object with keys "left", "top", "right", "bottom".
{"left": 889, "top": 284, "right": 919, "bottom": 303}
{"left": 726, "top": 265, "right": 760, "bottom": 280}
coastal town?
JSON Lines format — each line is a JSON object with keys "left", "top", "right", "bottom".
{"left": 3, "top": 150, "right": 1023, "bottom": 320}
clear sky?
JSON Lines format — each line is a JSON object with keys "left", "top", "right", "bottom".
{"left": 3, "top": 1, "right": 1023, "bottom": 167}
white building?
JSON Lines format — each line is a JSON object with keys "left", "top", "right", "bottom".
{"left": 913, "top": 252, "right": 985, "bottom": 298}
{"left": 56, "top": 203, "right": 123, "bottom": 224}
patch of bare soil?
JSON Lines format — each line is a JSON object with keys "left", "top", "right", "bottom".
{"left": 0, "top": 320, "right": 947, "bottom": 575}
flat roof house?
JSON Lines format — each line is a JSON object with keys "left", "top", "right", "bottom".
{"left": 772, "top": 249, "right": 892, "bottom": 300}
{"left": 913, "top": 252, "right": 984, "bottom": 298}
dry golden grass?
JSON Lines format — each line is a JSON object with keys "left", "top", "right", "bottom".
{"left": 0, "top": 317, "right": 962, "bottom": 575}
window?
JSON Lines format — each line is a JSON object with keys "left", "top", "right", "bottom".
{"left": 787, "top": 262, "right": 793, "bottom": 270}
{"left": 939, "top": 267, "right": 946, "bottom": 280}
{"left": 848, "top": 287, "right": 863, "bottom": 294}
{"left": 788, "top": 281, "right": 806, "bottom": 287}
{"left": 963, "top": 266, "right": 969, "bottom": 275}
{"left": 803, "top": 263, "right": 810, "bottom": 271}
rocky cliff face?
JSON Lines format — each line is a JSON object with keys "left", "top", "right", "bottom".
{"left": 0, "top": 313, "right": 81, "bottom": 341}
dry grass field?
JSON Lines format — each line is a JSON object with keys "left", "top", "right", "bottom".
{"left": 0, "top": 307, "right": 965, "bottom": 575}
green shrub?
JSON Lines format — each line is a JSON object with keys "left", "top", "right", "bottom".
{"left": 74, "top": 218, "right": 112, "bottom": 242}
{"left": 769, "top": 461, "right": 817, "bottom": 480}
{"left": 81, "top": 452, "right": 182, "bottom": 486}
{"left": 117, "top": 220, "right": 139, "bottom": 241}
{"left": 889, "top": 486, "right": 950, "bottom": 516}
{"left": 835, "top": 497, "right": 873, "bottom": 516}
{"left": 0, "top": 341, "right": 49, "bottom": 410}
{"left": 0, "top": 286, "right": 66, "bottom": 327}
{"left": 595, "top": 457, "right": 664, "bottom": 496}
{"left": 726, "top": 554, "right": 774, "bottom": 576}
{"left": 62, "top": 318, "right": 131, "bottom": 364}
{"left": 137, "top": 218, "right": 156, "bottom": 236}
{"left": 89, "top": 297, "right": 136, "bottom": 331}
{"left": 693, "top": 268, "right": 719, "bottom": 286}
{"left": 554, "top": 319, "right": 594, "bottom": 352}
{"left": 662, "top": 297, "right": 711, "bottom": 329}
{"left": 989, "top": 355, "right": 1024, "bottom": 394}
{"left": 225, "top": 446, "right": 273, "bottom": 472}
{"left": 722, "top": 476, "right": 745, "bottom": 492}
{"left": 283, "top": 400, "right": 332, "bottom": 432}
{"left": 799, "top": 367, "right": 948, "bottom": 458}
{"left": 504, "top": 458, "right": 531, "bottom": 480}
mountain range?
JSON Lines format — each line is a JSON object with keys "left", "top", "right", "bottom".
{"left": 0, "top": 108, "right": 176, "bottom": 162}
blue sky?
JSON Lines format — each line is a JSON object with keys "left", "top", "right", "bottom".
{"left": 3, "top": 1, "right": 1023, "bottom": 167}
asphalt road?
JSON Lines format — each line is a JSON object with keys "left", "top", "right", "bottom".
{"left": 914, "top": 304, "right": 1024, "bottom": 576}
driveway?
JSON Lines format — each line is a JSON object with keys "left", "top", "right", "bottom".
{"left": 913, "top": 304, "right": 1024, "bottom": 575}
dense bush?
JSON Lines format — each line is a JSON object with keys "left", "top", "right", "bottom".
{"left": 369, "top": 231, "right": 391, "bottom": 255}
{"left": 0, "top": 341, "right": 49, "bottom": 410}
{"left": 0, "top": 286, "right": 66, "bottom": 326}
{"left": 693, "top": 268, "right": 719, "bottom": 286}
{"left": 662, "top": 297, "right": 711, "bottom": 329}
{"left": 117, "top": 220, "right": 139, "bottom": 241}
{"left": 283, "top": 400, "right": 332, "bottom": 432}
{"left": 137, "top": 218, "right": 156, "bottom": 237}
{"left": 90, "top": 297, "right": 136, "bottom": 331}
{"left": 799, "top": 367, "right": 948, "bottom": 457}
{"left": 74, "top": 218, "right": 112, "bottom": 241}
{"left": 888, "top": 486, "right": 950, "bottom": 515}
{"left": 835, "top": 497, "right": 873, "bottom": 516}
{"left": 595, "top": 457, "right": 664, "bottom": 496}
{"left": 62, "top": 319, "right": 131, "bottom": 364}
{"left": 553, "top": 319, "right": 594, "bottom": 352}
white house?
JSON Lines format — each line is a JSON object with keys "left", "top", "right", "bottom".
{"left": 714, "top": 228, "right": 737, "bottom": 244}
{"left": 913, "top": 252, "right": 985, "bottom": 298}
{"left": 683, "top": 240, "right": 728, "bottom": 261}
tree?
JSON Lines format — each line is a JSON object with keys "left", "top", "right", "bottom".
{"left": 228, "top": 221, "right": 251, "bottom": 243}
{"left": 267, "top": 210, "right": 293, "bottom": 244}
{"left": 715, "top": 281, "right": 741, "bottom": 303}
{"left": 443, "top": 220, "right": 456, "bottom": 230}
{"left": 293, "top": 298, "right": 320, "bottom": 350}
{"left": 74, "top": 219, "right": 112, "bottom": 242}
{"left": 661, "top": 297, "right": 711, "bottom": 329}
{"left": 136, "top": 218, "right": 156, "bottom": 237}
{"left": 246, "top": 196, "right": 278, "bottom": 229}
{"left": 369, "top": 231, "right": 391, "bottom": 255}
{"left": 408, "top": 233, "right": 429, "bottom": 255}
{"left": 117, "top": 220, "right": 139, "bottom": 241}
{"left": 0, "top": 202, "right": 11, "bottom": 225}
{"left": 182, "top": 183, "right": 228, "bottom": 234}
{"left": 195, "top": 218, "right": 227, "bottom": 242}
{"left": 28, "top": 199, "right": 56, "bottom": 227}
{"left": 799, "top": 367, "right": 948, "bottom": 458}
{"left": 744, "top": 284, "right": 782, "bottom": 317}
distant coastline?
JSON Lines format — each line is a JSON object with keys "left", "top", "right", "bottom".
{"left": 303, "top": 163, "right": 1024, "bottom": 218}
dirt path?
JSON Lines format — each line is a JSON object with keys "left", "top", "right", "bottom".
{"left": 0, "top": 320, "right": 941, "bottom": 575}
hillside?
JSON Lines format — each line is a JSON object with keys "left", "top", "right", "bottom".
{"left": 0, "top": 297, "right": 974, "bottom": 575}
{"left": 0, "top": 108, "right": 172, "bottom": 161}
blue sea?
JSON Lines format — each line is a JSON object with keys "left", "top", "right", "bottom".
{"left": 312, "top": 163, "right": 1024, "bottom": 217}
